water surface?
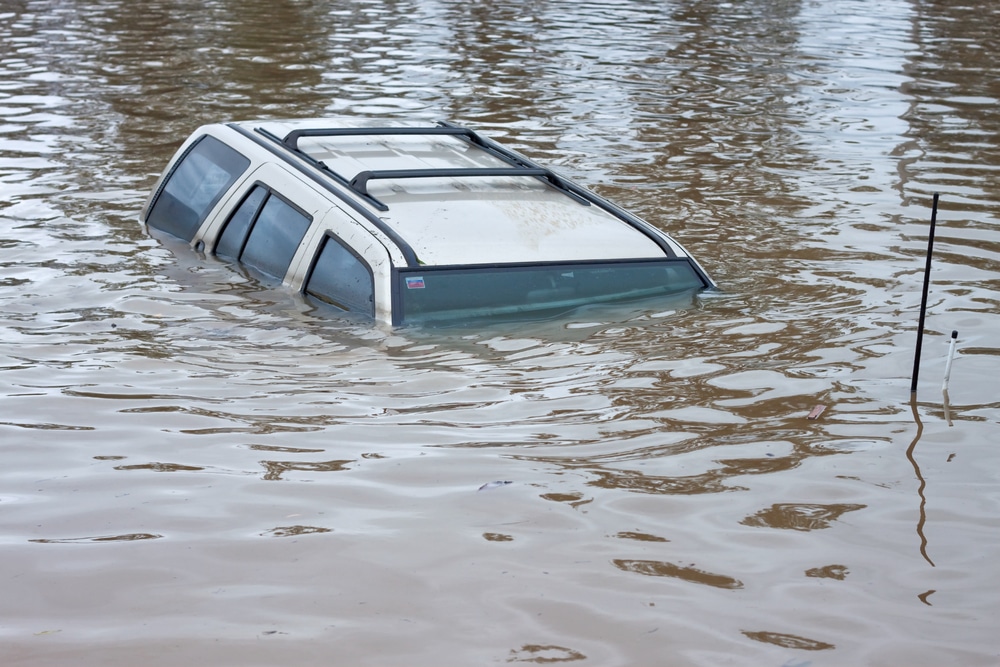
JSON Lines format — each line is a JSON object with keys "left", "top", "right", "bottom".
{"left": 2, "top": 0, "right": 999, "bottom": 665}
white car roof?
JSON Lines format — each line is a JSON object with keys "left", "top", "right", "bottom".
{"left": 239, "top": 119, "right": 673, "bottom": 266}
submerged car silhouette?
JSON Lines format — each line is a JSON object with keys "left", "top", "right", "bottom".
{"left": 141, "top": 119, "right": 714, "bottom": 326}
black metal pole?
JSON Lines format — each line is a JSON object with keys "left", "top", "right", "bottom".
{"left": 911, "top": 193, "right": 940, "bottom": 395}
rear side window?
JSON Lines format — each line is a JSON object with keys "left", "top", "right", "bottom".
{"left": 216, "top": 185, "right": 312, "bottom": 282}
{"left": 146, "top": 135, "right": 249, "bottom": 242}
{"left": 305, "top": 235, "right": 375, "bottom": 316}
{"left": 215, "top": 186, "right": 267, "bottom": 259}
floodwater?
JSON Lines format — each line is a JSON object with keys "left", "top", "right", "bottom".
{"left": 2, "top": 0, "right": 998, "bottom": 664}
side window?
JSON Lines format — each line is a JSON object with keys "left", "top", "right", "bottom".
{"left": 146, "top": 135, "right": 249, "bottom": 242}
{"left": 241, "top": 195, "right": 311, "bottom": 280}
{"left": 305, "top": 235, "right": 375, "bottom": 316}
{"left": 216, "top": 186, "right": 267, "bottom": 259}
{"left": 215, "top": 185, "right": 312, "bottom": 282}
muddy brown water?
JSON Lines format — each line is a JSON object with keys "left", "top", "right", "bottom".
{"left": 2, "top": 0, "right": 999, "bottom": 665}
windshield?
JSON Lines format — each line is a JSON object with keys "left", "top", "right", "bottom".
{"left": 395, "top": 259, "right": 707, "bottom": 325}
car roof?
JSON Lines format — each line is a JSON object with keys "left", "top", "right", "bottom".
{"left": 234, "top": 119, "right": 674, "bottom": 267}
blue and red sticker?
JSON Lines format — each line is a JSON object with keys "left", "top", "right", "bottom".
{"left": 405, "top": 276, "right": 426, "bottom": 289}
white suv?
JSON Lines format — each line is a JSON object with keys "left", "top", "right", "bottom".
{"left": 141, "top": 119, "right": 714, "bottom": 326}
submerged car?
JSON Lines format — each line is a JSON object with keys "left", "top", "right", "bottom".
{"left": 140, "top": 118, "right": 714, "bottom": 326}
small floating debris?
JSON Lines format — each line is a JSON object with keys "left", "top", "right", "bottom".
{"left": 807, "top": 405, "right": 827, "bottom": 420}
{"left": 478, "top": 480, "right": 513, "bottom": 492}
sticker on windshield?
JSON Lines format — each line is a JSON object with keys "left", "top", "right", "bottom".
{"left": 405, "top": 276, "right": 426, "bottom": 289}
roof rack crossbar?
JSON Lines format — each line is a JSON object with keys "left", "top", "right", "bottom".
{"left": 282, "top": 126, "right": 486, "bottom": 152}
{"left": 350, "top": 167, "right": 551, "bottom": 197}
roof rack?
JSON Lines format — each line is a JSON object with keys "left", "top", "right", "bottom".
{"left": 252, "top": 122, "right": 677, "bottom": 258}
{"left": 272, "top": 125, "right": 590, "bottom": 210}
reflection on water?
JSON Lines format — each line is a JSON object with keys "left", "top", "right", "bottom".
{"left": 2, "top": 0, "right": 1000, "bottom": 664}
{"left": 612, "top": 559, "right": 744, "bottom": 590}
{"left": 742, "top": 630, "right": 835, "bottom": 652}
{"left": 258, "top": 458, "right": 353, "bottom": 481}
{"left": 29, "top": 533, "right": 164, "bottom": 544}
{"left": 614, "top": 530, "right": 669, "bottom": 543}
{"left": 740, "top": 502, "right": 867, "bottom": 531}
{"left": 507, "top": 644, "right": 587, "bottom": 664}
{"left": 805, "top": 564, "right": 849, "bottom": 580}
{"left": 261, "top": 525, "right": 332, "bottom": 538}
{"left": 482, "top": 532, "right": 514, "bottom": 542}
{"left": 113, "top": 462, "right": 205, "bottom": 472}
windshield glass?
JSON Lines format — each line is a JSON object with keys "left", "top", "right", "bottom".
{"left": 395, "top": 259, "right": 707, "bottom": 325}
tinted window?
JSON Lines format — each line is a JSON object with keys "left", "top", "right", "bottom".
{"left": 214, "top": 187, "right": 312, "bottom": 282}
{"left": 305, "top": 235, "right": 375, "bottom": 316}
{"left": 146, "top": 135, "right": 249, "bottom": 242}
{"left": 397, "top": 260, "right": 705, "bottom": 325}
{"left": 216, "top": 186, "right": 268, "bottom": 259}
{"left": 240, "top": 195, "right": 311, "bottom": 281}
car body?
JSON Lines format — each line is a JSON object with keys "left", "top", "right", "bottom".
{"left": 140, "top": 118, "right": 714, "bottom": 326}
